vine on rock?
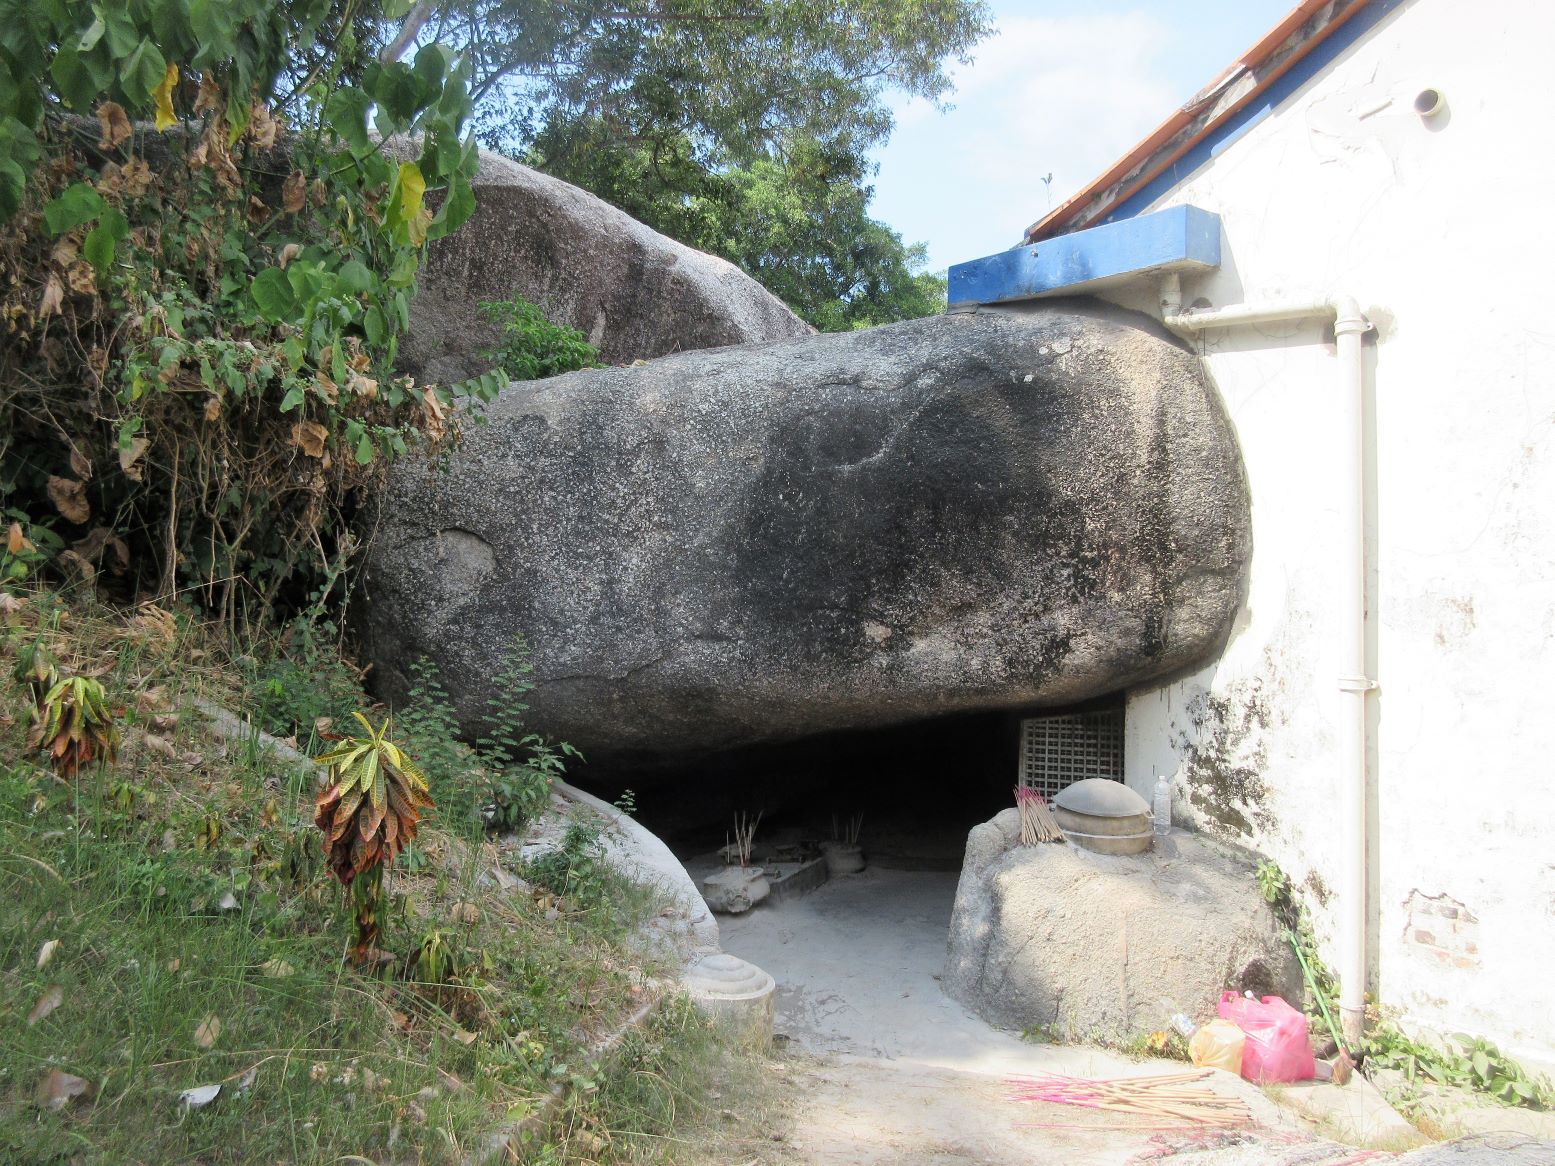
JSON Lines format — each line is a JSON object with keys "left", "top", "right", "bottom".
{"left": 0, "top": 1, "right": 503, "bottom": 619}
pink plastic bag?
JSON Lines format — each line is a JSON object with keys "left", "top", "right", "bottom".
{"left": 1216, "top": 992, "right": 1315, "bottom": 1083}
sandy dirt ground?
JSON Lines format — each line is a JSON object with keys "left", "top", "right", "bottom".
{"left": 710, "top": 867, "right": 1501, "bottom": 1166}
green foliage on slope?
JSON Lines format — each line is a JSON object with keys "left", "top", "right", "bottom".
{"left": 0, "top": 1, "right": 497, "bottom": 619}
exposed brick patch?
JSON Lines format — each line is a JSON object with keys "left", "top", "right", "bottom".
{"left": 1403, "top": 891, "right": 1480, "bottom": 968}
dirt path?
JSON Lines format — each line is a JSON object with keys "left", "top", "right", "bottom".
{"left": 710, "top": 868, "right": 1388, "bottom": 1166}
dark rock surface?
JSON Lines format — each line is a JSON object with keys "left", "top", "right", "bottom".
{"left": 395, "top": 149, "right": 812, "bottom": 382}
{"left": 359, "top": 302, "right": 1250, "bottom": 767}
{"left": 945, "top": 809, "right": 1301, "bottom": 1042}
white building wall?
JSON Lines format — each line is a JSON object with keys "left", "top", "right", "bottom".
{"left": 1103, "top": 0, "right": 1555, "bottom": 1068}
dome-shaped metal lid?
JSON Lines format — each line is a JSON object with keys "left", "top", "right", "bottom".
{"left": 1053, "top": 778, "right": 1150, "bottom": 818}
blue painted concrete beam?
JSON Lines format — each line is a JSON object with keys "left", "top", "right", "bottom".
{"left": 947, "top": 205, "right": 1220, "bottom": 307}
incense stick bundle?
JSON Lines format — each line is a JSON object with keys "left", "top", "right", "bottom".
{"left": 1007, "top": 1070, "right": 1251, "bottom": 1129}
{"left": 1014, "top": 786, "right": 1065, "bottom": 844}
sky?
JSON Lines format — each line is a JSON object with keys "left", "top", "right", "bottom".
{"left": 869, "top": 0, "right": 1296, "bottom": 272}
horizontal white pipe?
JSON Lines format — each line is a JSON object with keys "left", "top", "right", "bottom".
{"left": 1165, "top": 298, "right": 1336, "bottom": 332}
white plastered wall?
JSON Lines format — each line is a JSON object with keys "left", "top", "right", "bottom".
{"left": 1101, "top": 0, "right": 1555, "bottom": 1068}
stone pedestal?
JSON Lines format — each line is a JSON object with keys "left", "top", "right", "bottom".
{"left": 683, "top": 953, "right": 776, "bottom": 1049}
{"left": 945, "top": 809, "right": 1300, "bottom": 1043}
{"left": 702, "top": 866, "right": 770, "bottom": 914}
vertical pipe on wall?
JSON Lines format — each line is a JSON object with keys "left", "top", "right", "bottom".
{"left": 1163, "top": 288, "right": 1375, "bottom": 1046}
{"left": 1332, "top": 295, "right": 1374, "bottom": 1047}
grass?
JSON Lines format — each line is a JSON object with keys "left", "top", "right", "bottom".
{"left": 0, "top": 587, "right": 782, "bottom": 1164}
{"left": 544, "top": 998, "right": 795, "bottom": 1165}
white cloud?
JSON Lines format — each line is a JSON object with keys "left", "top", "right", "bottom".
{"left": 870, "top": 11, "right": 1180, "bottom": 270}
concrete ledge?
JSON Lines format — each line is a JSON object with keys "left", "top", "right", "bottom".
{"left": 948, "top": 205, "right": 1220, "bottom": 305}
{"left": 765, "top": 856, "right": 828, "bottom": 905}
{"left": 1272, "top": 1074, "right": 1426, "bottom": 1150}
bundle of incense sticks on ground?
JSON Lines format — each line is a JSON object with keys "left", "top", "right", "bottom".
{"left": 1007, "top": 1070, "right": 1252, "bottom": 1129}
{"left": 1014, "top": 785, "right": 1065, "bottom": 844}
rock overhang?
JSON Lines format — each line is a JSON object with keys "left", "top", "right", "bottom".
{"left": 359, "top": 301, "right": 1250, "bottom": 774}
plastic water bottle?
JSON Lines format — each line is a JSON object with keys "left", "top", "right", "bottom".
{"left": 1152, "top": 775, "right": 1172, "bottom": 836}
{"left": 1161, "top": 997, "right": 1196, "bottom": 1037}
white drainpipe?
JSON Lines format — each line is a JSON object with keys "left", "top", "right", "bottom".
{"left": 1159, "top": 274, "right": 1374, "bottom": 1047}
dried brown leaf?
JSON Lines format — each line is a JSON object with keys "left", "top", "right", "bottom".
{"left": 194, "top": 73, "right": 221, "bottom": 115}
{"left": 119, "top": 437, "right": 150, "bottom": 481}
{"left": 27, "top": 984, "right": 64, "bottom": 1024}
{"left": 46, "top": 476, "right": 91, "bottom": 524}
{"left": 290, "top": 420, "right": 328, "bottom": 458}
{"left": 422, "top": 386, "right": 448, "bottom": 442}
{"left": 7, "top": 522, "right": 33, "bottom": 555}
{"left": 282, "top": 169, "right": 306, "bottom": 213}
{"left": 96, "top": 102, "right": 132, "bottom": 149}
{"left": 58, "top": 547, "right": 97, "bottom": 586}
{"left": 122, "top": 156, "right": 153, "bottom": 197}
{"left": 39, "top": 272, "right": 65, "bottom": 316}
{"left": 66, "top": 261, "right": 97, "bottom": 295}
{"left": 278, "top": 242, "right": 301, "bottom": 269}
{"left": 194, "top": 1014, "right": 221, "bottom": 1048}
{"left": 190, "top": 120, "right": 239, "bottom": 191}
{"left": 248, "top": 103, "right": 279, "bottom": 150}
{"left": 143, "top": 733, "right": 177, "bottom": 759}
{"left": 36, "top": 1069, "right": 92, "bottom": 1111}
{"left": 67, "top": 445, "right": 93, "bottom": 480}
{"left": 203, "top": 395, "right": 222, "bottom": 421}
{"left": 347, "top": 372, "right": 378, "bottom": 401}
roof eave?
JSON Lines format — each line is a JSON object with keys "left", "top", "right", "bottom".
{"left": 1024, "top": 0, "right": 1372, "bottom": 244}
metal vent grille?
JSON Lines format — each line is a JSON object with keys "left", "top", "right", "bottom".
{"left": 1018, "top": 710, "right": 1124, "bottom": 800}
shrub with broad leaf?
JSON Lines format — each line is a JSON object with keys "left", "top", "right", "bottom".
{"left": 314, "top": 712, "right": 433, "bottom": 962}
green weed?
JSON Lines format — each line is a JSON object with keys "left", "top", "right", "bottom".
{"left": 480, "top": 295, "right": 604, "bottom": 383}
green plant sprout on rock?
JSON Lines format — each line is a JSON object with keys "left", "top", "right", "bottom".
{"left": 480, "top": 294, "right": 605, "bottom": 382}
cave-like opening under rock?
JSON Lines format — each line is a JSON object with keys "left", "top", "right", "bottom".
{"left": 576, "top": 696, "right": 1126, "bottom": 872}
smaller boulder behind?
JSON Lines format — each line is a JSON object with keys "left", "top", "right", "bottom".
{"left": 397, "top": 149, "right": 813, "bottom": 383}
{"left": 945, "top": 811, "right": 1300, "bottom": 1044}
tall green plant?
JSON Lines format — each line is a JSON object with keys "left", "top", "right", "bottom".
{"left": 313, "top": 711, "right": 433, "bottom": 962}
{"left": 475, "top": 640, "right": 581, "bottom": 833}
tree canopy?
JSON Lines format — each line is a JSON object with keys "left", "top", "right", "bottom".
{"left": 400, "top": 0, "right": 991, "bottom": 328}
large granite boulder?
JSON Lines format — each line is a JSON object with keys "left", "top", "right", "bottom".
{"left": 945, "top": 810, "right": 1301, "bottom": 1042}
{"left": 397, "top": 149, "right": 812, "bottom": 381}
{"left": 358, "top": 303, "right": 1250, "bottom": 765}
